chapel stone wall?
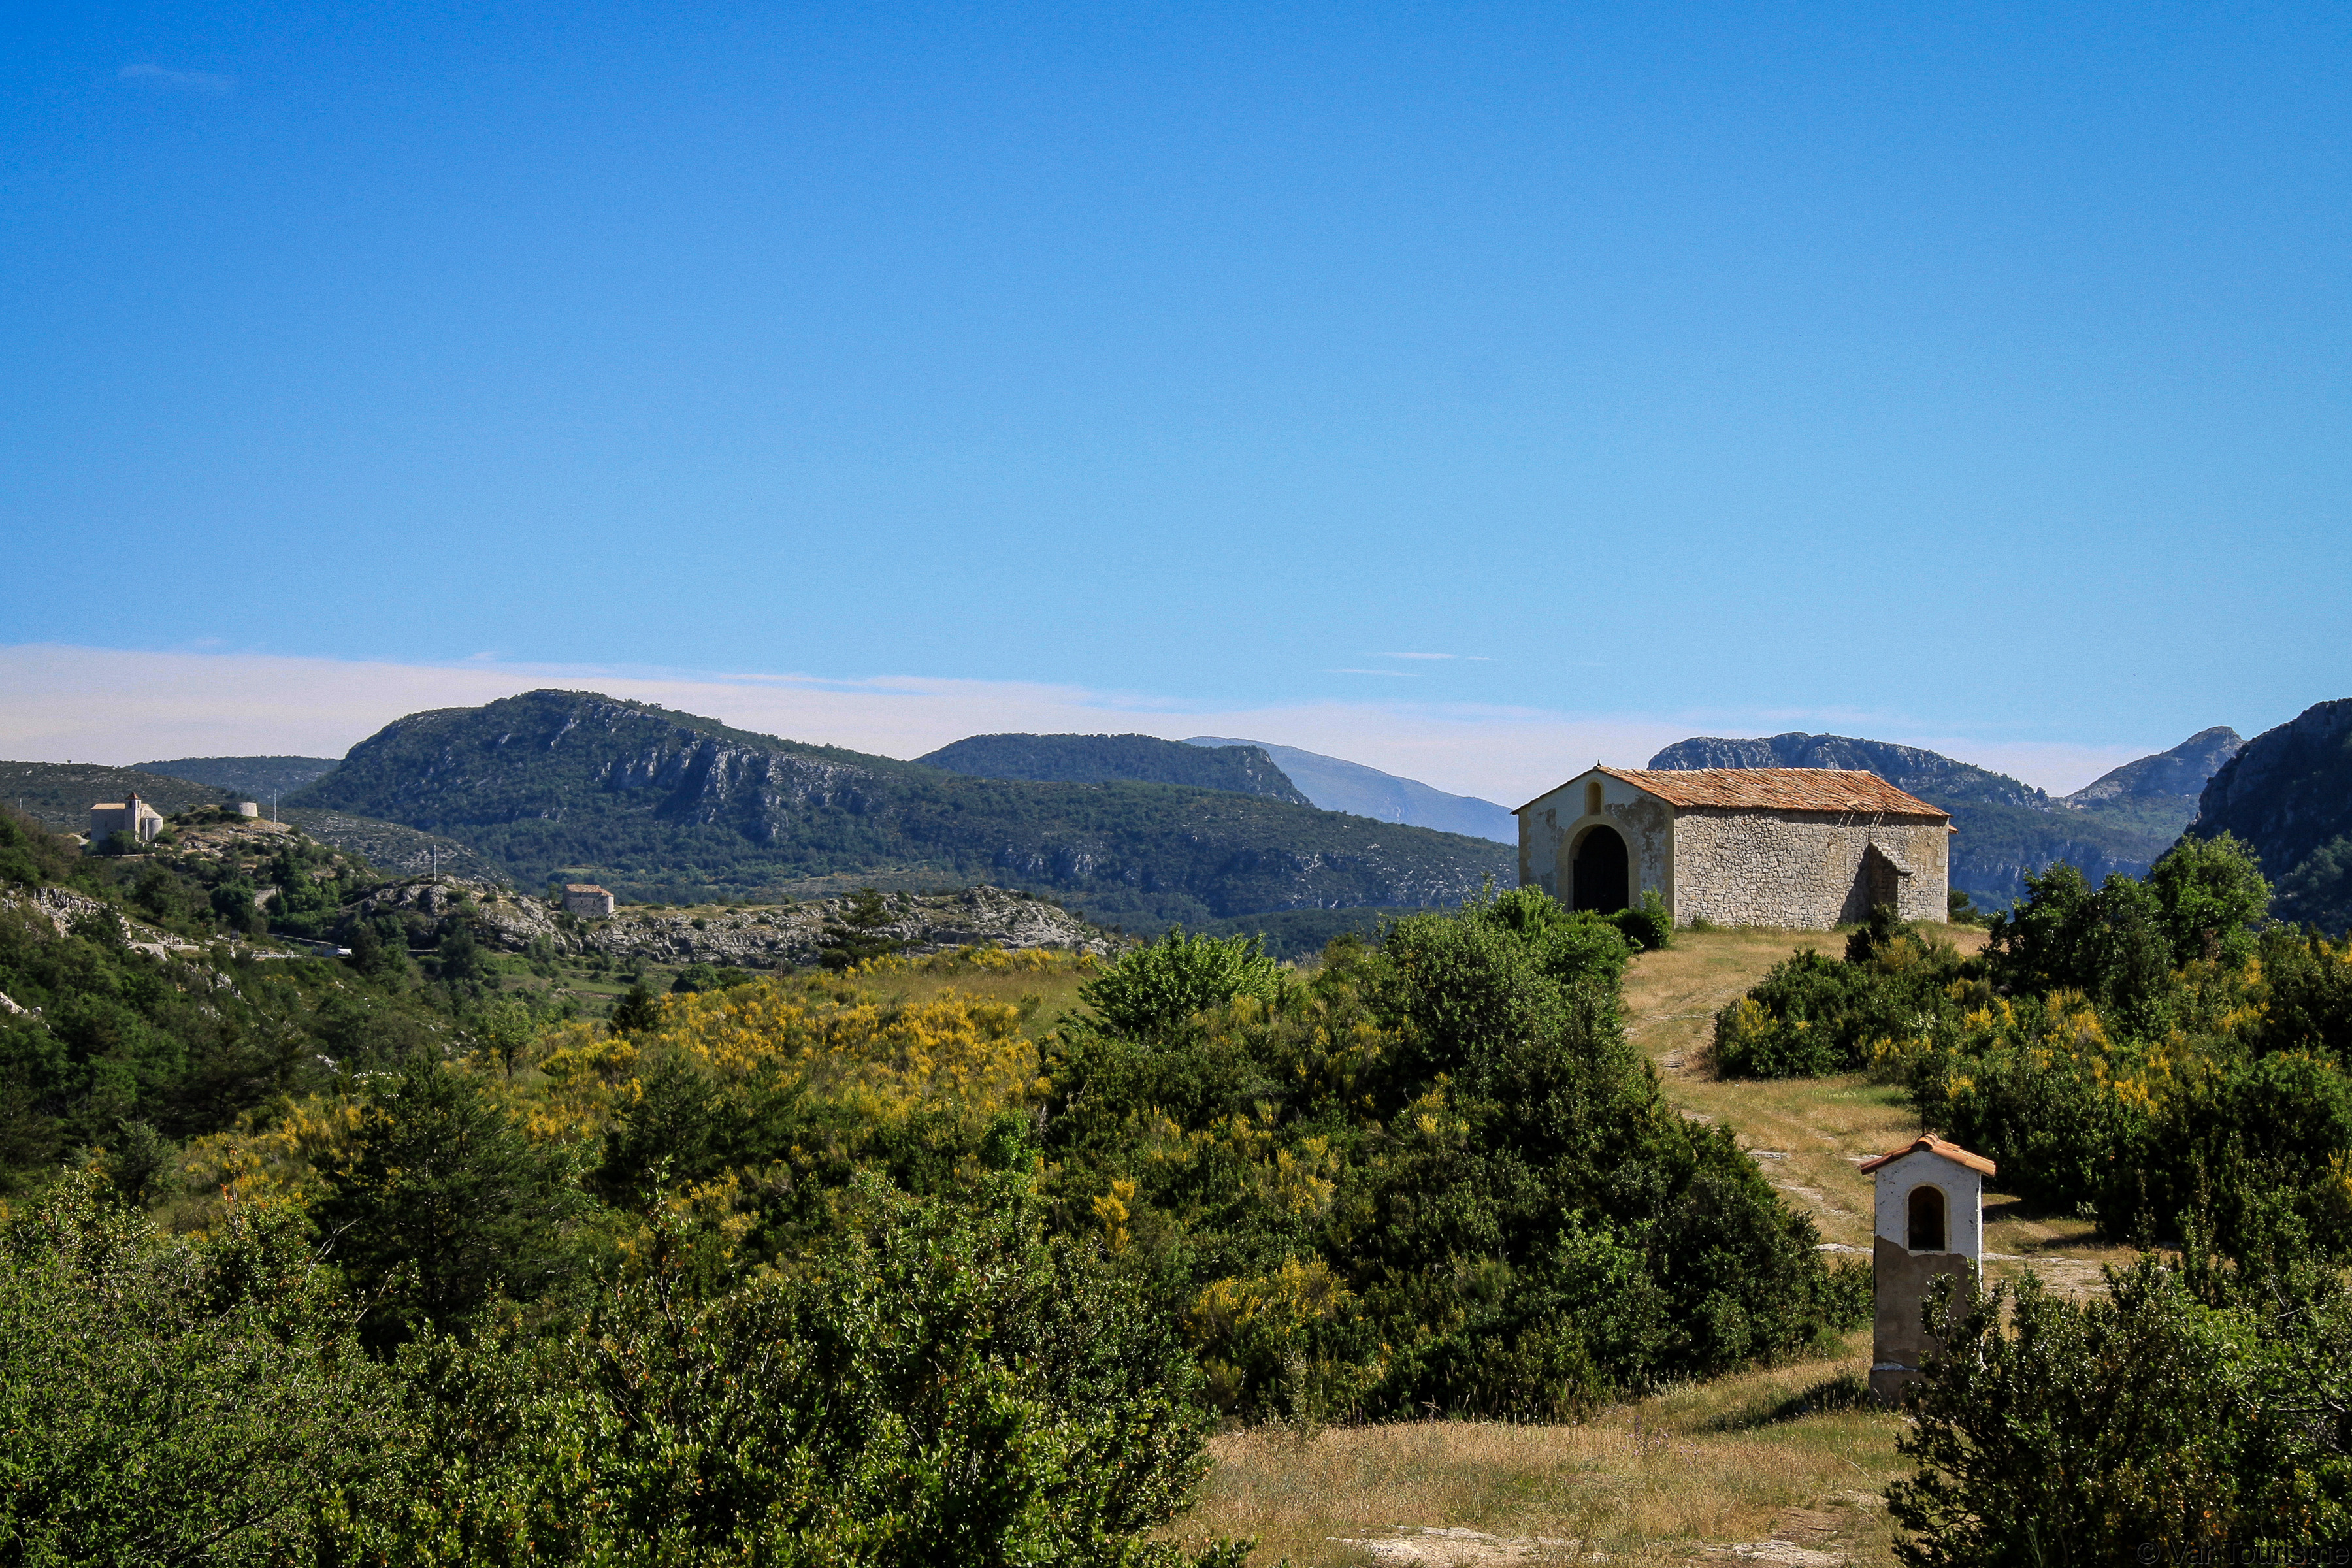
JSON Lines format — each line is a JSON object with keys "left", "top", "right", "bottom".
{"left": 1670, "top": 809, "right": 1948, "bottom": 928}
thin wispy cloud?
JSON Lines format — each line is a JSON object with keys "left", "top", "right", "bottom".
{"left": 119, "top": 63, "right": 237, "bottom": 93}
{"left": 1377, "top": 652, "right": 1492, "bottom": 661}
{"left": 1328, "top": 668, "right": 1418, "bottom": 678}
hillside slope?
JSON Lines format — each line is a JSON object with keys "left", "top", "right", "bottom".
{"left": 289, "top": 689, "right": 1512, "bottom": 928}
{"left": 915, "top": 733, "right": 1312, "bottom": 806}
{"left": 1648, "top": 730, "right": 2227, "bottom": 910}
{"left": 1186, "top": 736, "right": 1516, "bottom": 843}
{"left": 2190, "top": 698, "right": 2352, "bottom": 934}
{"left": 138, "top": 755, "right": 342, "bottom": 799}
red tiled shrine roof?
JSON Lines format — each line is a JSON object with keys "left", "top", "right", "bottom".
{"left": 1600, "top": 766, "right": 1949, "bottom": 819}
{"left": 1859, "top": 1135, "right": 1997, "bottom": 1178}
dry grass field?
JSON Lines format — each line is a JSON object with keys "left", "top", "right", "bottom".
{"left": 1164, "top": 923, "right": 2129, "bottom": 1565}
{"left": 1166, "top": 1332, "right": 1904, "bottom": 1565}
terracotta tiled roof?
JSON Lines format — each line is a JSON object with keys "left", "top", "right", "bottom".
{"left": 1601, "top": 766, "right": 1949, "bottom": 818}
{"left": 1859, "top": 1135, "right": 1996, "bottom": 1178}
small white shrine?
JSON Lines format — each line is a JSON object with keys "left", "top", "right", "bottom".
{"left": 1857, "top": 1134, "right": 1994, "bottom": 1404}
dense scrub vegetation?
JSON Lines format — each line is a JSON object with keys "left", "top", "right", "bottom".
{"left": 1893, "top": 1237, "right": 2352, "bottom": 1560}
{"left": 0, "top": 806, "right": 482, "bottom": 1189}
{"left": 1044, "top": 892, "right": 1854, "bottom": 1422}
{"left": 1701, "top": 828, "right": 2352, "bottom": 1554}
{"left": 1713, "top": 834, "right": 2352, "bottom": 1260}
{"left": 289, "top": 689, "right": 1512, "bottom": 924}
{"left": 0, "top": 793, "right": 1865, "bottom": 1560}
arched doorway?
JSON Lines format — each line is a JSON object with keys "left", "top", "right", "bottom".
{"left": 1571, "top": 825, "right": 1629, "bottom": 913}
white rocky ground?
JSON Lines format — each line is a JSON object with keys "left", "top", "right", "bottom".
{"left": 346, "top": 878, "right": 1119, "bottom": 968}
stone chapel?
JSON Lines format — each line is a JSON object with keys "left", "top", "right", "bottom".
{"left": 1515, "top": 766, "right": 1953, "bottom": 928}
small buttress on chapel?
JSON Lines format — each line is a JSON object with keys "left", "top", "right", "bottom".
{"left": 1514, "top": 766, "right": 1953, "bottom": 928}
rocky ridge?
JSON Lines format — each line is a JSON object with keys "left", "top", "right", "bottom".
{"left": 340, "top": 879, "right": 1119, "bottom": 968}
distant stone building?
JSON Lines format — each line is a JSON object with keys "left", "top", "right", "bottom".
{"left": 89, "top": 793, "right": 164, "bottom": 848}
{"left": 1861, "top": 1134, "right": 1992, "bottom": 1403}
{"left": 563, "top": 883, "right": 616, "bottom": 918}
{"left": 1514, "top": 766, "right": 1952, "bottom": 927}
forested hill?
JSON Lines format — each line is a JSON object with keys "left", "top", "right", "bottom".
{"left": 915, "top": 732, "right": 1313, "bottom": 806}
{"left": 2191, "top": 698, "right": 2352, "bottom": 934}
{"left": 1648, "top": 728, "right": 2237, "bottom": 911}
{"left": 289, "top": 689, "right": 1512, "bottom": 927}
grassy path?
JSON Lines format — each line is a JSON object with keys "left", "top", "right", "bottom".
{"left": 1620, "top": 926, "right": 2127, "bottom": 1301}
{"left": 1176, "top": 924, "right": 2129, "bottom": 1565}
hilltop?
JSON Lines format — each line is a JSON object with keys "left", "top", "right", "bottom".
{"left": 0, "top": 761, "right": 239, "bottom": 828}
{"left": 915, "top": 732, "right": 1313, "bottom": 805}
{"left": 0, "top": 761, "right": 497, "bottom": 884}
{"left": 1648, "top": 728, "right": 2237, "bottom": 909}
{"left": 2059, "top": 727, "right": 2244, "bottom": 836}
{"left": 289, "top": 689, "right": 1512, "bottom": 928}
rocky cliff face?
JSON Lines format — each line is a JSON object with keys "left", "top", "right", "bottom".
{"left": 341, "top": 877, "right": 1118, "bottom": 967}
{"left": 2191, "top": 700, "right": 2352, "bottom": 932}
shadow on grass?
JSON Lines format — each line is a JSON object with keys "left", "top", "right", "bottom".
{"left": 1702, "top": 1371, "right": 1875, "bottom": 1432}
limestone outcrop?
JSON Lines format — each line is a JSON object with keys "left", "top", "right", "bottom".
{"left": 331, "top": 879, "right": 1117, "bottom": 968}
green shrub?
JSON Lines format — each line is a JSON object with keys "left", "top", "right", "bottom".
{"left": 0, "top": 1173, "right": 404, "bottom": 1564}
{"left": 1891, "top": 1256, "right": 2352, "bottom": 1563}
{"left": 1915, "top": 920, "right": 2352, "bottom": 1256}
{"left": 313, "top": 1057, "right": 587, "bottom": 1348}
{"left": 1078, "top": 927, "right": 1283, "bottom": 1037}
{"left": 1047, "top": 897, "right": 1863, "bottom": 1418}
{"left": 325, "top": 1179, "right": 1243, "bottom": 1568}
{"left": 1462, "top": 883, "right": 1637, "bottom": 983}
{"left": 817, "top": 886, "right": 909, "bottom": 972}
{"left": 1985, "top": 835, "right": 2270, "bottom": 1033}
{"left": 1609, "top": 889, "right": 1675, "bottom": 951}
{"left": 1713, "top": 924, "right": 1974, "bottom": 1080}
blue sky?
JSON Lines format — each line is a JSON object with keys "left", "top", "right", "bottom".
{"left": 4, "top": 3, "right": 2347, "bottom": 794}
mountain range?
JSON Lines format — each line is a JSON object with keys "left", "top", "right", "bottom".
{"left": 1184, "top": 736, "right": 1517, "bottom": 842}
{"left": 1647, "top": 727, "right": 2244, "bottom": 911}
{"left": 27, "top": 694, "right": 2345, "bottom": 939}
{"left": 913, "top": 730, "right": 1517, "bottom": 843}
{"left": 284, "top": 689, "right": 1512, "bottom": 929}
